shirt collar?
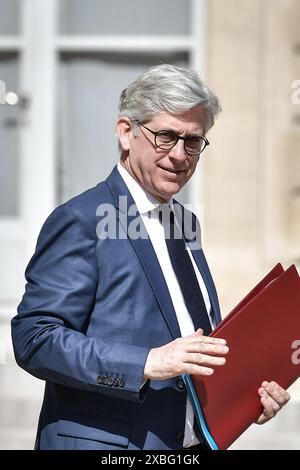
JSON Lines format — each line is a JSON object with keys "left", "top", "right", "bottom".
{"left": 117, "top": 162, "right": 172, "bottom": 215}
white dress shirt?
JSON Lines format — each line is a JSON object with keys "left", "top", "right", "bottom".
{"left": 117, "top": 162, "right": 215, "bottom": 447}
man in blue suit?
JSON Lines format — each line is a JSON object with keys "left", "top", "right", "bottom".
{"left": 11, "top": 65, "right": 290, "bottom": 450}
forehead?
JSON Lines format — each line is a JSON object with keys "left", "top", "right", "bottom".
{"left": 149, "top": 106, "right": 206, "bottom": 134}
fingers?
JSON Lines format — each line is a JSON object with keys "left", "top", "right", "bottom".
{"left": 143, "top": 332, "right": 229, "bottom": 380}
{"left": 184, "top": 331, "right": 229, "bottom": 356}
{"left": 193, "top": 328, "right": 204, "bottom": 336}
{"left": 175, "top": 330, "right": 229, "bottom": 355}
{"left": 184, "top": 330, "right": 228, "bottom": 352}
{"left": 258, "top": 389, "right": 280, "bottom": 423}
{"left": 181, "top": 345, "right": 228, "bottom": 377}
{"left": 184, "top": 363, "right": 215, "bottom": 376}
{"left": 184, "top": 352, "right": 227, "bottom": 367}
{"left": 256, "top": 381, "right": 290, "bottom": 424}
{"left": 192, "top": 329, "right": 227, "bottom": 346}
{"left": 261, "top": 381, "right": 291, "bottom": 406}
{"left": 178, "top": 330, "right": 229, "bottom": 376}
{"left": 187, "top": 341, "right": 229, "bottom": 356}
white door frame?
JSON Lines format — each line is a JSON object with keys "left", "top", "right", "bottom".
{"left": 0, "top": 0, "right": 57, "bottom": 315}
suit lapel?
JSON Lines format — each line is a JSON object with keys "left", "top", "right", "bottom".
{"left": 106, "top": 167, "right": 182, "bottom": 339}
{"left": 128, "top": 233, "right": 182, "bottom": 339}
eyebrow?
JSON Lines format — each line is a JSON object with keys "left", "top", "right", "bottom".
{"left": 159, "top": 128, "right": 204, "bottom": 138}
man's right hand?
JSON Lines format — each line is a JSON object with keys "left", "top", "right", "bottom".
{"left": 143, "top": 328, "right": 229, "bottom": 381}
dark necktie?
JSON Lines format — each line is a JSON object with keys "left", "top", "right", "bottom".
{"left": 159, "top": 205, "right": 212, "bottom": 336}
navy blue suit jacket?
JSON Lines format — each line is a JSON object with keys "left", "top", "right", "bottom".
{"left": 11, "top": 166, "right": 222, "bottom": 450}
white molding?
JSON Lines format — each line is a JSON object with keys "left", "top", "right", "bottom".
{"left": 190, "top": 0, "right": 205, "bottom": 72}
{"left": 20, "top": 0, "right": 58, "bottom": 259}
{"left": 0, "top": 303, "right": 18, "bottom": 319}
{"left": 56, "top": 35, "right": 194, "bottom": 53}
{"left": 0, "top": 36, "right": 23, "bottom": 51}
{"left": 189, "top": 0, "right": 206, "bottom": 218}
{"left": 0, "top": 220, "right": 22, "bottom": 240}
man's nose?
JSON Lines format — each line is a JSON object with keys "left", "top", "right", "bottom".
{"left": 168, "top": 139, "right": 186, "bottom": 160}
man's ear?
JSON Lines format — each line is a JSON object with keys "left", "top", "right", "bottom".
{"left": 116, "top": 117, "right": 133, "bottom": 152}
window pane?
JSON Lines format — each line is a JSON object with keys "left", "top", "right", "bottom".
{"left": 0, "top": 53, "right": 19, "bottom": 216}
{"left": 0, "top": 0, "right": 20, "bottom": 35}
{"left": 57, "top": 53, "right": 188, "bottom": 203}
{"left": 59, "top": 0, "right": 190, "bottom": 36}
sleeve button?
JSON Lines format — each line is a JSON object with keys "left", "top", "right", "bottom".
{"left": 112, "top": 378, "right": 119, "bottom": 387}
{"left": 107, "top": 377, "right": 114, "bottom": 386}
{"left": 118, "top": 378, "right": 126, "bottom": 388}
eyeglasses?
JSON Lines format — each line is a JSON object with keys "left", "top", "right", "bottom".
{"left": 137, "top": 121, "right": 209, "bottom": 156}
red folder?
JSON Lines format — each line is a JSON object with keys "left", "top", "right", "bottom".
{"left": 188, "top": 263, "right": 300, "bottom": 450}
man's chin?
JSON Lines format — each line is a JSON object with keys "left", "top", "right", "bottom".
{"left": 156, "top": 181, "right": 183, "bottom": 201}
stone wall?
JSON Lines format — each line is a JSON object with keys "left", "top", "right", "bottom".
{"left": 202, "top": 0, "right": 300, "bottom": 448}
{"left": 203, "top": 0, "right": 300, "bottom": 307}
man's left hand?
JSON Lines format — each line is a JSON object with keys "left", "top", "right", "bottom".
{"left": 256, "top": 381, "right": 290, "bottom": 425}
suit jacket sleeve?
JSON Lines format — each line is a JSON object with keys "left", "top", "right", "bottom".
{"left": 11, "top": 203, "right": 150, "bottom": 402}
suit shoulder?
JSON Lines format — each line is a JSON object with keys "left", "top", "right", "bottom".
{"left": 66, "top": 180, "right": 112, "bottom": 210}
{"left": 40, "top": 181, "right": 114, "bottom": 240}
{"left": 60, "top": 181, "right": 114, "bottom": 221}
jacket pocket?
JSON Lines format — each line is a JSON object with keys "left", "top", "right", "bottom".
{"left": 57, "top": 417, "right": 131, "bottom": 448}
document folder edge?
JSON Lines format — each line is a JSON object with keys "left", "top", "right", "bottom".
{"left": 212, "top": 263, "right": 284, "bottom": 335}
{"left": 185, "top": 263, "right": 300, "bottom": 450}
{"left": 182, "top": 374, "right": 219, "bottom": 450}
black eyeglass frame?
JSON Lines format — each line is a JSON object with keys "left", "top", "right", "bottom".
{"left": 137, "top": 121, "right": 209, "bottom": 156}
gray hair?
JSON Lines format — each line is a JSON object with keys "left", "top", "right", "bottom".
{"left": 119, "top": 64, "right": 221, "bottom": 134}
